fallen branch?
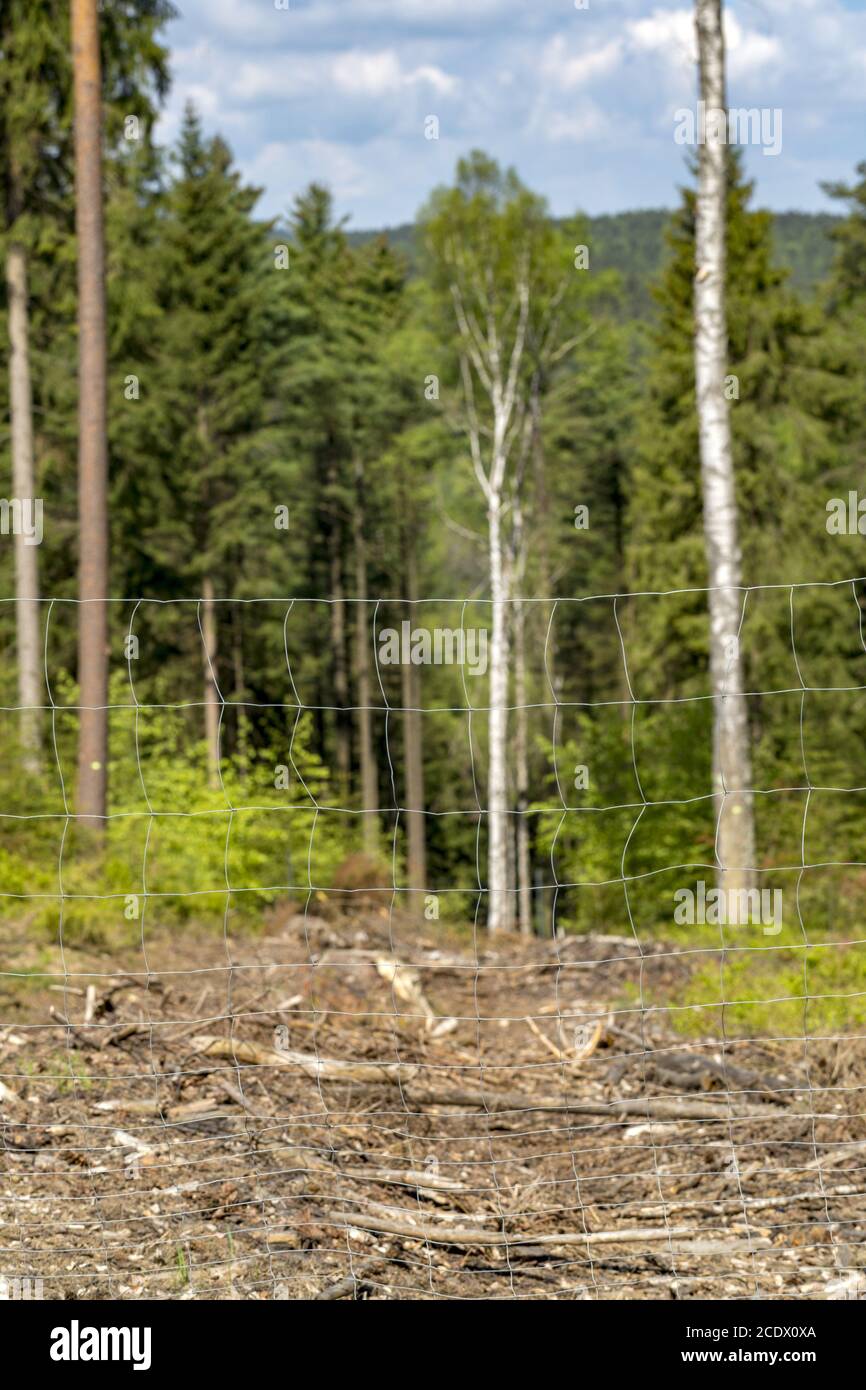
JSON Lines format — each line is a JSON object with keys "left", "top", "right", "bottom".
{"left": 634, "top": 1183, "right": 866, "bottom": 1220}
{"left": 404, "top": 1086, "right": 766, "bottom": 1121}
{"left": 332, "top": 1210, "right": 769, "bottom": 1253}
{"left": 190, "top": 1035, "right": 420, "bottom": 1085}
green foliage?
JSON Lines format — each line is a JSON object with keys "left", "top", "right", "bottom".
{"left": 348, "top": 208, "right": 839, "bottom": 316}
{"left": 674, "top": 932, "right": 866, "bottom": 1038}
{"left": 0, "top": 0, "right": 865, "bottom": 1034}
{"left": 0, "top": 671, "right": 348, "bottom": 946}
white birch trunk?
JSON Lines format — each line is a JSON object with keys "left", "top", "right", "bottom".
{"left": 694, "top": 0, "right": 756, "bottom": 893}
{"left": 487, "top": 487, "right": 511, "bottom": 932}
{"left": 514, "top": 590, "right": 532, "bottom": 936}
{"left": 5, "top": 241, "right": 42, "bottom": 769}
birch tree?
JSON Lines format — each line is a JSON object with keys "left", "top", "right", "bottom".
{"left": 693, "top": 0, "right": 756, "bottom": 891}
{"left": 422, "top": 155, "right": 551, "bottom": 931}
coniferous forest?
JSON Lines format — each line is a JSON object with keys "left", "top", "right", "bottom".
{"left": 4, "top": 0, "right": 866, "bottom": 1311}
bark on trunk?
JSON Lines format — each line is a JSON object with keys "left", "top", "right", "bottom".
{"left": 487, "top": 492, "right": 511, "bottom": 932}
{"left": 401, "top": 543, "right": 426, "bottom": 898}
{"left": 201, "top": 576, "right": 221, "bottom": 790}
{"left": 72, "top": 0, "right": 109, "bottom": 829}
{"left": 694, "top": 0, "right": 756, "bottom": 893}
{"left": 352, "top": 457, "right": 378, "bottom": 855}
{"left": 5, "top": 230, "right": 42, "bottom": 769}
{"left": 530, "top": 372, "right": 556, "bottom": 694}
{"left": 514, "top": 591, "right": 532, "bottom": 936}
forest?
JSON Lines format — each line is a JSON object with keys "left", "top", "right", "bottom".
{"left": 6, "top": 0, "right": 866, "bottom": 1310}
{"left": 3, "top": 1, "right": 866, "bottom": 1026}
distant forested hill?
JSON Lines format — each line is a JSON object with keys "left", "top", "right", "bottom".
{"left": 348, "top": 209, "right": 840, "bottom": 318}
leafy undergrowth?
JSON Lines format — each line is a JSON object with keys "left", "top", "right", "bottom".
{"left": 665, "top": 929, "right": 866, "bottom": 1038}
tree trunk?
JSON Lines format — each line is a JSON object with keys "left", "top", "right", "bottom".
{"left": 529, "top": 372, "right": 556, "bottom": 693}
{"left": 231, "top": 604, "right": 249, "bottom": 787}
{"left": 5, "top": 213, "right": 42, "bottom": 770}
{"left": 487, "top": 492, "right": 511, "bottom": 931}
{"left": 514, "top": 590, "right": 533, "bottom": 936}
{"left": 201, "top": 576, "right": 221, "bottom": 790}
{"left": 329, "top": 546, "right": 351, "bottom": 798}
{"left": 72, "top": 0, "right": 109, "bottom": 829}
{"left": 401, "top": 542, "right": 426, "bottom": 899}
{"left": 694, "top": 0, "right": 756, "bottom": 893}
{"left": 352, "top": 457, "right": 378, "bottom": 855}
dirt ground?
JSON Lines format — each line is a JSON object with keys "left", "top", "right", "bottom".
{"left": 2, "top": 906, "right": 865, "bottom": 1301}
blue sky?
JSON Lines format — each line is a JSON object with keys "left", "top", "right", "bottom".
{"left": 158, "top": 0, "right": 866, "bottom": 228}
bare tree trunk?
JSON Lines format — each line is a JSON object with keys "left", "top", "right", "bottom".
{"left": 201, "top": 576, "right": 221, "bottom": 789}
{"left": 352, "top": 457, "right": 378, "bottom": 856}
{"left": 694, "top": 0, "right": 755, "bottom": 893}
{"left": 401, "top": 543, "right": 426, "bottom": 898}
{"left": 72, "top": 0, "right": 109, "bottom": 829}
{"left": 514, "top": 590, "right": 532, "bottom": 937}
{"left": 487, "top": 492, "right": 511, "bottom": 932}
{"left": 529, "top": 372, "right": 556, "bottom": 694}
{"left": 329, "top": 547, "right": 351, "bottom": 798}
{"left": 5, "top": 196, "right": 42, "bottom": 769}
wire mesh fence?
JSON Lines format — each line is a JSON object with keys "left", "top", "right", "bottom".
{"left": 2, "top": 582, "right": 866, "bottom": 1299}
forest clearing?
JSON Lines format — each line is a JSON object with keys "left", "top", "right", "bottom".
{"left": 4, "top": 0, "right": 866, "bottom": 1325}
{"left": 2, "top": 902, "right": 865, "bottom": 1301}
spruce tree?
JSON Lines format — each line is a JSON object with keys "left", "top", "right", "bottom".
{"left": 144, "top": 105, "right": 272, "bottom": 783}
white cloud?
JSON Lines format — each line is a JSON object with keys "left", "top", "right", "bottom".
{"left": 410, "top": 65, "right": 458, "bottom": 96}
{"left": 541, "top": 36, "right": 623, "bottom": 89}
{"left": 624, "top": 7, "right": 782, "bottom": 82}
{"left": 248, "top": 138, "right": 370, "bottom": 203}
{"left": 725, "top": 14, "right": 783, "bottom": 82}
{"left": 229, "top": 59, "right": 317, "bottom": 102}
{"left": 332, "top": 49, "right": 456, "bottom": 96}
{"left": 626, "top": 7, "right": 694, "bottom": 66}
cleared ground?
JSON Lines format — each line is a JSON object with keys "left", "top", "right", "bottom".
{"left": 1, "top": 908, "right": 864, "bottom": 1300}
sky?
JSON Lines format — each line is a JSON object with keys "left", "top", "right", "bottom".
{"left": 157, "top": 0, "right": 866, "bottom": 229}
